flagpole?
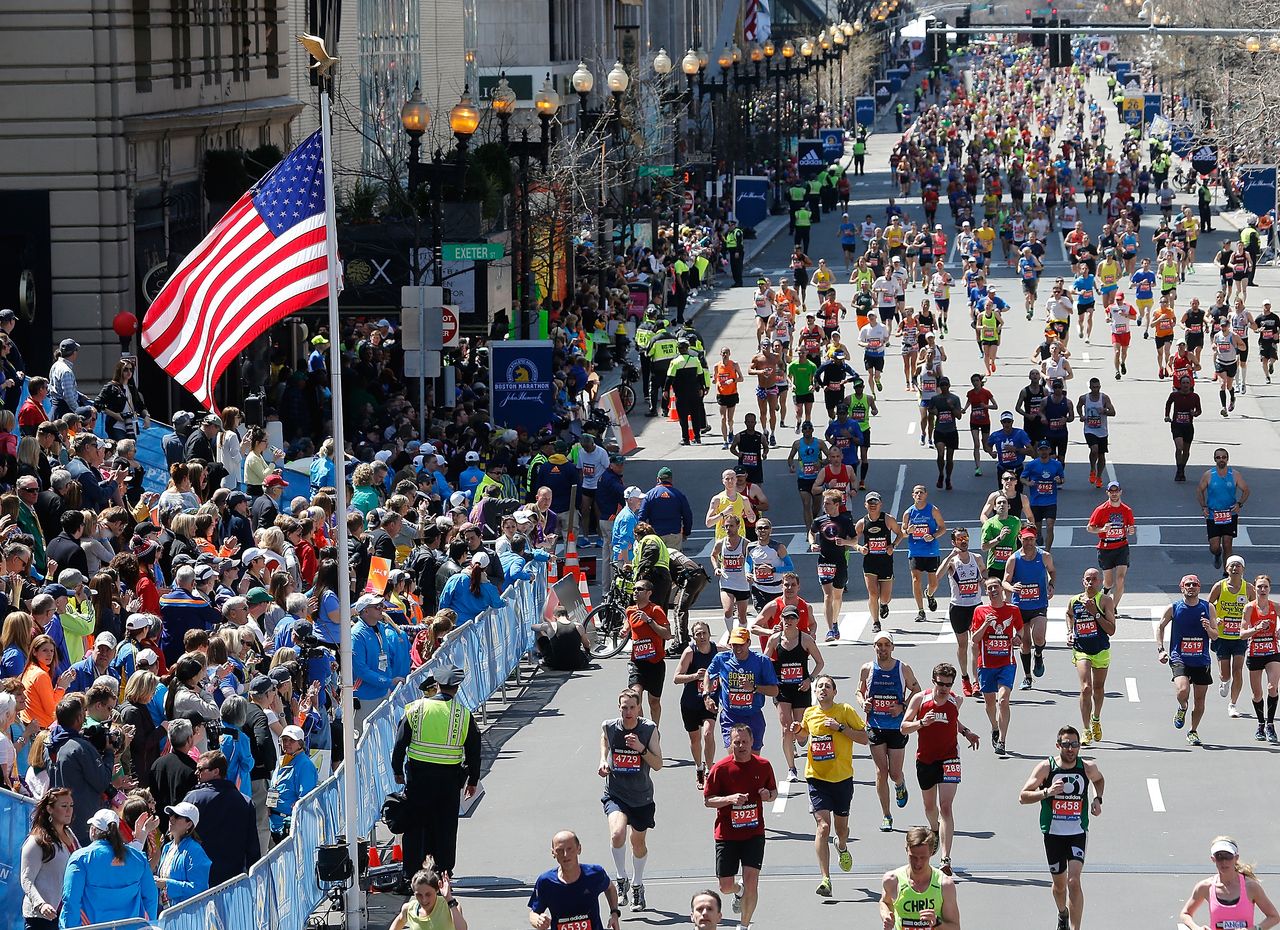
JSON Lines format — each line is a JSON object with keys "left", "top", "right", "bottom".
{"left": 319, "top": 87, "right": 364, "bottom": 929}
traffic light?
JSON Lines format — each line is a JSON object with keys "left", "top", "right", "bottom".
{"left": 1031, "top": 16, "right": 1046, "bottom": 47}
{"left": 1025, "top": 7, "right": 1032, "bottom": 16}
{"left": 1050, "top": 18, "right": 1072, "bottom": 67}
{"left": 925, "top": 18, "right": 948, "bottom": 66}
{"left": 954, "top": 11, "right": 970, "bottom": 47}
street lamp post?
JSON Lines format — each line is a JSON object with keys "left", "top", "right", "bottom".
{"left": 652, "top": 48, "right": 683, "bottom": 249}
{"left": 573, "top": 61, "right": 630, "bottom": 323}
{"left": 494, "top": 74, "right": 560, "bottom": 339}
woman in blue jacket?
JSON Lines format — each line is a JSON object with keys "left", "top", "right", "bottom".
{"left": 217, "top": 695, "right": 253, "bottom": 800}
{"left": 58, "top": 809, "right": 158, "bottom": 928}
{"left": 437, "top": 553, "right": 505, "bottom": 626}
{"left": 156, "top": 801, "right": 212, "bottom": 907}
{"left": 268, "top": 725, "right": 319, "bottom": 842}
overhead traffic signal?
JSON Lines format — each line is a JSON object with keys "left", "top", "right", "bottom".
{"left": 1031, "top": 16, "right": 1046, "bottom": 46}
{"left": 954, "top": 10, "right": 970, "bottom": 47}
{"left": 1049, "top": 18, "right": 1072, "bottom": 67}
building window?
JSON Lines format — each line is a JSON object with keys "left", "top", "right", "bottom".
{"left": 358, "top": 0, "right": 420, "bottom": 174}
{"left": 172, "top": 0, "right": 192, "bottom": 87}
{"left": 265, "top": 0, "right": 280, "bottom": 77}
{"left": 133, "top": 0, "right": 152, "bottom": 91}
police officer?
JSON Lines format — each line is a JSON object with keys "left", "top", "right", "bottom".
{"left": 635, "top": 306, "right": 665, "bottom": 408}
{"left": 852, "top": 136, "right": 867, "bottom": 176}
{"left": 391, "top": 664, "right": 480, "bottom": 882}
{"left": 1198, "top": 181, "right": 1213, "bottom": 233}
{"left": 788, "top": 179, "right": 808, "bottom": 234}
{"left": 667, "top": 338, "right": 709, "bottom": 445}
{"left": 723, "top": 220, "right": 745, "bottom": 287}
{"left": 807, "top": 172, "right": 824, "bottom": 222}
{"left": 646, "top": 322, "right": 680, "bottom": 416}
{"left": 794, "top": 203, "right": 814, "bottom": 253}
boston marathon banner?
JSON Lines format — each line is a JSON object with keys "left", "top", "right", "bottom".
{"left": 489, "top": 341, "right": 557, "bottom": 435}
{"left": 1238, "top": 166, "right": 1278, "bottom": 220}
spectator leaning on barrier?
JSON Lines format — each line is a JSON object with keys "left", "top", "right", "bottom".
{"left": 182, "top": 748, "right": 261, "bottom": 886}
{"left": 155, "top": 800, "right": 212, "bottom": 908}
{"left": 391, "top": 663, "right": 479, "bottom": 887}
{"left": 20, "top": 787, "right": 78, "bottom": 930}
{"left": 267, "top": 723, "right": 317, "bottom": 844}
{"left": 437, "top": 552, "right": 505, "bottom": 627}
{"left": 59, "top": 808, "right": 158, "bottom": 929}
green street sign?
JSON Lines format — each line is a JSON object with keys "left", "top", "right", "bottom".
{"left": 442, "top": 242, "right": 505, "bottom": 262}
{"left": 639, "top": 165, "right": 675, "bottom": 178}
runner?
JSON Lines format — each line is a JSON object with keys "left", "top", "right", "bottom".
{"left": 930, "top": 377, "right": 963, "bottom": 490}
{"left": 794, "top": 674, "right": 867, "bottom": 896}
{"left": 1196, "top": 447, "right": 1249, "bottom": 569}
{"left": 704, "top": 627, "right": 779, "bottom": 752}
{"left": 748, "top": 343, "right": 781, "bottom": 447}
{"left": 1071, "top": 261, "right": 1097, "bottom": 342}
{"left": 1018, "top": 726, "right": 1105, "bottom": 930}
{"left": 1075, "top": 379, "right": 1115, "bottom": 490}
{"left": 788, "top": 423, "right": 827, "bottom": 548}
{"left": 714, "top": 348, "right": 744, "bottom": 449}
{"left": 929, "top": 259, "right": 954, "bottom": 336}
{"left": 1207, "top": 555, "right": 1253, "bottom": 719}
{"left": 902, "top": 485, "right": 946, "bottom": 622}
{"left": 730, "top": 413, "right": 768, "bottom": 485}
{"left": 702, "top": 722, "right": 777, "bottom": 930}
{"left": 859, "top": 310, "right": 890, "bottom": 400}
{"left": 624, "top": 581, "right": 672, "bottom": 725}
{"left": 939, "top": 529, "right": 984, "bottom": 697}
{"left": 1176, "top": 837, "right": 1280, "bottom": 930}
{"left": 1240, "top": 575, "right": 1280, "bottom": 743}
{"left": 1106, "top": 291, "right": 1137, "bottom": 379}
{"left": 986, "top": 411, "right": 1033, "bottom": 487}
{"left": 901, "top": 662, "right": 980, "bottom": 876}
{"left": 1130, "top": 256, "right": 1157, "bottom": 333}
{"left": 1182, "top": 299, "right": 1208, "bottom": 367}
{"left": 1151, "top": 296, "right": 1177, "bottom": 377}
{"left": 528, "top": 831, "right": 621, "bottom": 930}
{"left": 976, "top": 298, "right": 1003, "bottom": 375}
{"left": 878, "top": 826, "right": 962, "bottom": 930}
{"left": 847, "top": 378, "right": 878, "bottom": 489}
{"left": 750, "top": 572, "right": 815, "bottom": 647}
{"left": 962, "top": 374, "right": 996, "bottom": 477}
{"left": 705, "top": 469, "right": 755, "bottom": 544}
{"left": 710, "top": 515, "right": 751, "bottom": 634}
{"left": 1155, "top": 573, "right": 1218, "bottom": 747}
{"left": 1039, "top": 379, "right": 1074, "bottom": 466}
{"left": 1165, "top": 375, "right": 1202, "bottom": 482}
{"left": 1084, "top": 482, "right": 1136, "bottom": 611}
{"left": 1004, "top": 526, "right": 1056, "bottom": 692}
{"left": 980, "top": 495, "right": 1022, "bottom": 581}
{"left": 971, "top": 576, "right": 1024, "bottom": 753}
{"left": 752, "top": 279, "right": 776, "bottom": 343}
{"left": 673, "top": 621, "right": 722, "bottom": 788}
{"left": 599, "top": 689, "right": 663, "bottom": 911}
{"left": 745, "top": 519, "right": 793, "bottom": 614}
{"left": 1065, "top": 568, "right": 1117, "bottom": 746}
{"left": 764, "top": 606, "right": 824, "bottom": 782}
{"left": 812, "top": 489, "right": 858, "bottom": 642}
{"left": 1211, "top": 317, "right": 1247, "bottom": 416}
{"left": 856, "top": 491, "right": 903, "bottom": 634}
{"left": 1230, "top": 299, "right": 1254, "bottom": 394}
{"left": 1022, "top": 442, "right": 1065, "bottom": 550}
{"left": 1256, "top": 299, "right": 1280, "bottom": 383}
{"left": 786, "top": 350, "right": 817, "bottom": 432}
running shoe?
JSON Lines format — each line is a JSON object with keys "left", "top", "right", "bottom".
{"left": 1269, "top": 725, "right": 1279, "bottom": 745}
{"left": 1174, "top": 705, "right": 1187, "bottom": 729}
{"left": 1221, "top": 407, "right": 1229, "bottom": 417}
{"left": 838, "top": 847, "right": 853, "bottom": 872}
{"left": 1080, "top": 730, "right": 1092, "bottom": 747}
{"left": 1020, "top": 676, "right": 1033, "bottom": 691}
{"left": 895, "top": 782, "right": 909, "bottom": 808}
{"left": 770, "top": 432, "right": 778, "bottom": 447}
{"left": 1033, "top": 653, "right": 1045, "bottom": 678}
{"left": 1115, "top": 370, "right": 1121, "bottom": 380}
{"left": 991, "top": 729, "right": 1000, "bottom": 751}
{"left": 946, "top": 480, "right": 953, "bottom": 490}
{"left": 1240, "top": 383, "right": 1247, "bottom": 396}
{"left": 916, "top": 610, "right": 927, "bottom": 623}
{"left": 921, "top": 435, "right": 927, "bottom": 446}
{"left": 733, "top": 886, "right": 742, "bottom": 914}
{"left": 881, "top": 815, "right": 894, "bottom": 832}
{"left": 974, "top": 466, "right": 983, "bottom": 476}
{"left": 940, "top": 857, "right": 953, "bottom": 876}
{"left": 937, "top": 475, "right": 944, "bottom": 489}
{"left": 859, "top": 482, "right": 867, "bottom": 491}
{"left": 825, "top": 628, "right": 839, "bottom": 643}
{"left": 872, "top": 619, "right": 882, "bottom": 634}
{"left": 880, "top": 604, "right": 890, "bottom": 619}
{"left": 697, "top": 767, "right": 707, "bottom": 789}
{"left": 816, "top": 878, "right": 832, "bottom": 897}
{"left": 631, "top": 885, "right": 646, "bottom": 912}
{"left": 961, "top": 677, "right": 975, "bottom": 697}
{"left": 1091, "top": 719, "right": 1102, "bottom": 742}
{"left": 1089, "top": 471, "right": 1097, "bottom": 486}
{"left": 617, "top": 877, "right": 630, "bottom": 900}
{"left": 722, "top": 441, "right": 730, "bottom": 450}
{"left": 1214, "top": 549, "right": 1222, "bottom": 570}
{"left": 1229, "top": 399, "right": 1236, "bottom": 412}
{"left": 788, "top": 767, "right": 799, "bottom": 782}
{"left": 1186, "top": 730, "right": 1202, "bottom": 746}
{"left": 1121, "top": 362, "right": 1127, "bottom": 375}
{"left": 1255, "top": 724, "right": 1266, "bottom": 742}
{"left": 927, "top": 594, "right": 938, "bottom": 611}
{"left": 1220, "top": 680, "right": 1229, "bottom": 698}
{"left": 1057, "top": 909, "right": 1071, "bottom": 930}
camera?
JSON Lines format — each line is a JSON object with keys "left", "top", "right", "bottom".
{"left": 296, "top": 634, "right": 332, "bottom": 661}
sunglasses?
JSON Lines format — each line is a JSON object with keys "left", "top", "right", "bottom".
{"left": 1058, "top": 741, "right": 1080, "bottom": 749}
{"left": 933, "top": 679, "right": 954, "bottom": 688}
{"left": 1214, "top": 852, "right": 1236, "bottom": 862}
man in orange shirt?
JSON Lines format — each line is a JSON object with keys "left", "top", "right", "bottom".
{"left": 627, "top": 580, "right": 673, "bottom": 724}
{"left": 1151, "top": 297, "right": 1177, "bottom": 379}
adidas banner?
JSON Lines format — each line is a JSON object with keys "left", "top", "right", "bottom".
{"left": 797, "top": 140, "right": 825, "bottom": 179}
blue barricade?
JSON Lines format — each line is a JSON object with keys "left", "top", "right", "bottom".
{"left": 0, "top": 791, "right": 36, "bottom": 930}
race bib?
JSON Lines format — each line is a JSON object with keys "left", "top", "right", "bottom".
{"left": 801, "top": 461, "right": 818, "bottom": 477}
{"left": 867, "top": 338, "right": 883, "bottom": 350}
{"left": 730, "top": 803, "right": 761, "bottom": 829}
{"left": 1000, "top": 448, "right": 1016, "bottom": 462}
{"left": 957, "top": 580, "right": 980, "bottom": 597}
{"left": 872, "top": 695, "right": 900, "bottom": 716}
{"left": 987, "top": 635, "right": 1010, "bottom": 657}
{"left": 910, "top": 523, "right": 930, "bottom": 539}
{"left": 1251, "top": 636, "right": 1277, "bottom": 657}
{"left": 557, "top": 916, "right": 591, "bottom": 930}
{"left": 1086, "top": 415, "right": 1102, "bottom": 429}
{"left": 1221, "top": 617, "right": 1242, "bottom": 636}
{"left": 1074, "top": 618, "right": 1098, "bottom": 638}
{"left": 724, "top": 554, "right": 745, "bottom": 572}
{"left": 780, "top": 663, "right": 804, "bottom": 683}
{"left": 817, "top": 563, "right": 837, "bottom": 583}
{"left": 1049, "top": 417, "right": 1066, "bottom": 431}
{"left": 741, "top": 453, "right": 759, "bottom": 467}
{"left": 1052, "top": 796, "right": 1083, "bottom": 821}
{"left": 1104, "top": 522, "right": 1126, "bottom": 542}
{"left": 810, "top": 735, "right": 835, "bottom": 761}
{"left": 612, "top": 749, "right": 642, "bottom": 772}
{"left": 1019, "top": 583, "right": 1041, "bottom": 602}
{"left": 1037, "top": 481, "right": 1055, "bottom": 496}
{"left": 755, "top": 564, "right": 775, "bottom": 582}
{"left": 868, "top": 537, "right": 888, "bottom": 554}
{"left": 728, "top": 672, "right": 756, "bottom": 707}
{"left": 1174, "top": 410, "right": 1192, "bottom": 424}
{"left": 1213, "top": 509, "right": 1234, "bottom": 525}
{"left": 1180, "top": 638, "right": 1205, "bottom": 656}
{"left": 942, "top": 758, "right": 962, "bottom": 783}
{"left": 632, "top": 639, "right": 657, "bottom": 661}
{"left": 993, "top": 545, "right": 1013, "bottom": 563}
{"left": 582, "top": 464, "right": 595, "bottom": 477}
{"left": 937, "top": 411, "right": 954, "bottom": 426}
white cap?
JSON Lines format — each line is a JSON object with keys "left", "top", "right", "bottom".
{"left": 412, "top": 455, "right": 426, "bottom": 469}
{"left": 625, "top": 485, "right": 645, "bottom": 500}
{"left": 242, "top": 546, "right": 266, "bottom": 565}
{"left": 471, "top": 551, "right": 490, "bottom": 569}
{"left": 125, "top": 614, "right": 151, "bottom": 631}
{"left": 465, "top": 451, "right": 481, "bottom": 463}
{"left": 513, "top": 508, "right": 535, "bottom": 524}
{"left": 374, "top": 450, "right": 393, "bottom": 463}
{"left": 1210, "top": 839, "right": 1239, "bottom": 858}
{"left": 873, "top": 630, "right": 894, "bottom": 645}
{"left": 87, "top": 809, "right": 119, "bottom": 833}
{"left": 353, "top": 593, "right": 384, "bottom": 613}
{"left": 422, "top": 443, "right": 436, "bottom": 455}
{"left": 449, "top": 491, "right": 469, "bottom": 508}
{"left": 281, "top": 724, "right": 306, "bottom": 742}
{"left": 94, "top": 632, "right": 118, "bottom": 651}
{"left": 135, "top": 648, "right": 159, "bottom": 668}
{"left": 164, "top": 801, "right": 201, "bottom": 827}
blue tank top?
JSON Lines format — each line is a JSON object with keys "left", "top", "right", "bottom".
{"left": 680, "top": 645, "right": 716, "bottom": 707}
{"left": 867, "top": 659, "right": 906, "bottom": 730}
{"left": 1206, "top": 468, "right": 1237, "bottom": 513}
{"left": 1169, "top": 599, "right": 1212, "bottom": 667}
{"left": 1010, "top": 550, "right": 1049, "bottom": 610}
{"left": 797, "top": 437, "right": 822, "bottom": 480}
{"left": 904, "top": 505, "right": 940, "bottom": 557}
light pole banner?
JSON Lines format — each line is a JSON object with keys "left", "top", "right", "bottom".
{"left": 489, "top": 340, "right": 557, "bottom": 434}
{"left": 733, "top": 175, "right": 771, "bottom": 231}
{"left": 1238, "top": 166, "right": 1278, "bottom": 220}
{"left": 820, "top": 128, "right": 845, "bottom": 160}
{"left": 855, "top": 96, "right": 876, "bottom": 127}
{"left": 797, "top": 140, "right": 826, "bottom": 179}
{"left": 1143, "top": 93, "right": 1162, "bottom": 126}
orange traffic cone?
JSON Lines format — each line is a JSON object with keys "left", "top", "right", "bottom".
{"left": 547, "top": 554, "right": 559, "bottom": 585}
{"left": 667, "top": 394, "right": 679, "bottom": 420}
{"left": 563, "top": 531, "right": 580, "bottom": 579}
{"left": 368, "top": 846, "right": 381, "bottom": 868}
{"left": 578, "top": 569, "right": 593, "bottom": 612}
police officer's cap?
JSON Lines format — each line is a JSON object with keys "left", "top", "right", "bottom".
{"left": 435, "top": 664, "right": 465, "bottom": 688}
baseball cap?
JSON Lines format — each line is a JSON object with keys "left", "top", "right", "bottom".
{"left": 134, "top": 520, "right": 159, "bottom": 537}
{"left": 471, "top": 551, "right": 491, "bottom": 569}
{"left": 43, "top": 583, "right": 70, "bottom": 599}
{"left": 310, "top": 334, "right": 330, "bottom": 345}
{"left": 264, "top": 474, "right": 287, "bottom": 487}
{"left": 227, "top": 491, "right": 249, "bottom": 508}
{"left": 242, "top": 547, "right": 266, "bottom": 565}
{"left": 1000, "top": 411, "right": 1015, "bottom": 422}
{"left": 609, "top": 453, "right": 627, "bottom": 465}
{"left": 59, "top": 338, "right": 81, "bottom": 354}
{"left": 865, "top": 491, "right": 882, "bottom": 503}
{"left": 353, "top": 592, "right": 384, "bottom": 612}
{"left": 58, "top": 569, "right": 86, "bottom": 588}
{"left": 657, "top": 467, "right": 673, "bottom": 480}
{"left": 281, "top": 724, "right": 306, "bottom": 742}
{"left": 465, "top": 451, "right": 481, "bottom": 463}
{"left": 625, "top": 486, "right": 645, "bottom": 500}
{"left": 728, "top": 627, "right": 751, "bottom": 645}
{"left": 0, "top": 309, "right": 15, "bottom": 322}
{"left": 125, "top": 614, "right": 151, "bottom": 632}
{"left": 246, "top": 587, "right": 273, "bottom": 605}
{"left": 873, "top": 630, "right": 895, "bottom": 645}
{"left": 94, "top": 632, "right": 118, "bottom": 651}
{"left": 1106, "top": 480, "right": 1121, "bottom": 490}
{"left": 248, "top": 675, "right": 275, "bottom": 695}
{"left": 513, "top": 508, "right": 535, "bottom": 524}
{"left": 292, "top": 620, "right": 315, "bottom": 639}
{"left": 86, "top": 809, "right": 119, "bottom": 833}
{"left": 135, "top": 648, "right": 159, "bottom": 669}
{"left": 164, "top": 801, "right": 201, "bottom": 827}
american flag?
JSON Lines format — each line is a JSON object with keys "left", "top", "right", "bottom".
{"left": 142, "top": 130, "right": 331, "bottom": 409}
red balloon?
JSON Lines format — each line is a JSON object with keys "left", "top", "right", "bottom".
{"left": 113, "top": 311, "right": 138, "bottom": 338}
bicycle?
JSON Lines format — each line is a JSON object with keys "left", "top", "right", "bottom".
{"left": 584, "top": 562, "right": 635, "bottom": 658}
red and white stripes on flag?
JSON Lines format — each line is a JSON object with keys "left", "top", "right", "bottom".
{"left": 141, "top": 130, "right": 330, "bottom": 410}
{"left": 745, "top": 0, "right": 771, "bottom": 43}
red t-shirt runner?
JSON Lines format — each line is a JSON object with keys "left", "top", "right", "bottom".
{"left": 626, "top": 603, "right": 667, "bottom": 664}
{"left": 817, "top": 464, "right": 856, "bottom": 512}
{"left": 704, "top": 753, "right": 776, "bottom": 840}
{"left": 1088, "top": 500, "right": 1135, "bottom": 550}
{"left": 970, "top": 603, "right": 1023, "bottom": 669}
{"left": 915, "top": 693, "right": 960, "bottom": 764}
{"left": 756, "top": 596, "right": 814, "bottom": 649}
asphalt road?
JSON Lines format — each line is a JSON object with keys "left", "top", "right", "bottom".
{"left": 371, "top": 70, "right": 1280, "bottom": 930}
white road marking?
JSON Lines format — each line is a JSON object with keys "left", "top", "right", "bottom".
{"left": 907, "top": 420, "right": 917, "bottom": 435}
{"left": 1146, "top": 777, "right": 1166, "bottom": 813}
{"left": 1105, "top": 462, "right": 1118, "bottom": 487}
{"left": 1081, "top": 352, "right": 1092, "bottom": 363}
{"left": 771, "top": 779, "right": 791, "bottom": 814}
{"left": 838, "top": 610, "right": 872, "bottom": 643}
{"left": 1136, "top": 525, "right": 1160, "bottom": 547}
{"left": 1126, "top": 677, "right": 1141, "bottom": 702}
{"left": 1237, "top": 525, "right": 1254, "bottom": 547}
{"left": 890, "top": 464, "right": 908, "bottom": 517}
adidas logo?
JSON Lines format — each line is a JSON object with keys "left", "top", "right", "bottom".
{"left": 799, "top": 150, "right": 824, "bottom": 165}
{"left": 1191, "top": 146, "right": 1214, "bottom": 161}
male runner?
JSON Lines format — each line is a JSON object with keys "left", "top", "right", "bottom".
{"left": 858, "top": 632, "right": 921, "bottom": 833}
{"left": 902, "top": 662, "right": 981, "bottom": 876}
{"left": 1107, "top": 291, "right": 1138, "bottom": 379}
{"left": 747, "top": 343, "right": 781, "bottom": 447}
{"left": 1018, "top": 726, "right": 1105, "bottom": 930}
{"left": 794, "top": 674, "right": 868, "bottom": 896}
{"left": 1155, "top": 574, "right": 1218, "bottom": 747}
{"left": 1065, "top": 569, "right": 1117, "bottom": 745}
{"left": 847, "top": 378, "right": 877, "bottom": 489}
{"left": 1196, "top": 447, "right": 1249, "bottom": 570}
{"left": 703, "top": 723, "right": 777, "bottom": 930}
{"left": 528, "top": 831, "right": 620, "bottom": 930}
{"left": 1084, "top": 482, "right": 1135, "bottom": 611}
{"left": 930, "top": 377, "right": 964, "bottom": 490}
{"left": 939, "top": 529, "right": 984, "bottom": 696}
{"left": 879, "top": 826, "right": 961, "bottom": 930}
{"left": 1022, "top": 442, "right": 1065, "bottom": 550}
{"left": 788, "top": 423, "right": 827, "bottom": 548}
{"left": 972, "top": 576, "right": 1024, "bottom": 753}
{"left": 859, "top": 310, "right": 890, "bottom": 399}
{"left": 625, "top": 582, "right": 672, "bottom": 724}
{"left": 902, "top": 485, "right": 946, "bottom": 622}
{"left": 704, "top": 627, "right": 779, "bottom": 751}
{"left": 1075, "top": 379, "right": 1115, "bottom": 490}
{"left": 1207, "top": 555, "right": 1253, "bottom": 718}
{"left": 599, "top": 689, "right": 663, "bottom": 910}
{"left": 1164, "top": 376, "right": 1202, "bottom": 482}
{"left": 1004, "top": 527, "right": 1056, "bottom": 692}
